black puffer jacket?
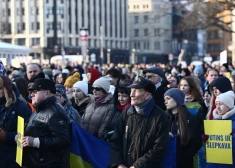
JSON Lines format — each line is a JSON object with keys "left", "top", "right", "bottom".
{"left": 23, "top": 96, "right": 70, "bottom": 168}
{"left": 110, "top": 99, "right": 169, "bottom": 168}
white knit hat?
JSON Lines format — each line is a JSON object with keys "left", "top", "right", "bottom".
{"left": 73, "top": 81, "right": 88, "bottom": 95}
{"left": 93, "top": 77, "right": 110, "bottom": 93}
{"left": 216, "top": 91, "right": 235, "bottom": 109}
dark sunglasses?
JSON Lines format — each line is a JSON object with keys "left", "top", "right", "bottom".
{"left": 92, "top": 87, "right": 103, "bottom": 91}
{"left": 30, "top": 89, "right": 46, "bottom": 94}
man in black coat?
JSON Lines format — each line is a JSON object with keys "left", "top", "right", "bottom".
{"left": 143, "top": 67, "right": 166, "bottom": 110}
{"left": 110, "top": 75, "right": 169, "bottom": 168}
{"left": 22, "top": 79, "right": 70, "bottom": 168}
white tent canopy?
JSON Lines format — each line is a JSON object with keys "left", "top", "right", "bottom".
{"left": 0, "top": 41, "right": 32, "bottom": 65}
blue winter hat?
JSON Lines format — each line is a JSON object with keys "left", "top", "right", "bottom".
{"left": 193, "top": 65, "right": 203, "bottom": 76}
{"left": 164, "top": 88, "right": 185, "bottom": 106}
{"left": 55, "top": 84, "right": 67, "bottom": 98}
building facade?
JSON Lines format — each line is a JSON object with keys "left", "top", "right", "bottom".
{"left": 128, "top": 0, "right": 172, "bottom": 63}
{"left": 0, "top": 0, "right": 129, "bottom": 64}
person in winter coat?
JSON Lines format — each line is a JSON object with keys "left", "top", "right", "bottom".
{"left": 164, "top": 88, "right": 202, "bottom": 168}
{"left": 86, "top": 67, "right": 101, "bottom": 94}
{"left": 110, "top": 75, "right": 169, "bottom": 168}
{"left": 207, "top": 77, "right": 232, "bottom": 120}
{"left": 179, "top": 76, "right": 208, "bottom": 129}
{"left": 82, "top": 77, "right": 113, "bottom": 139}
{"left": 55, "top": 84, "right": 81, "bottom": 125}
{"left": 72, "top": 81, "right": 93, "bottom": 117}
{"left": 104, "top": 83, "right": 131, "bottom": 140}
{"left": 23, "top": 79, "right": 70, "bottom": 168}
{"left": 0, "top": 76, "right": 32, "bottom": 168}
{"left": 206, "top": 91, "right": 235, "bottom": 168}
{"left": 64, "top": 72, "right": 80, "bottom": 100}
{"left": 143, "top": 67, "right": 167, "bottom": 110}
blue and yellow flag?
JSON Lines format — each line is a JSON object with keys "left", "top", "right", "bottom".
{"left": 185, "top": 102, "right": 201, "bottom": 116}
{"left": 70, "top": 122, "right": 111, "bottom": 168}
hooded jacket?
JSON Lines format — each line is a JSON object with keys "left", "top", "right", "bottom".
{"left": 0, "top": 84, "right": 31, "bottom": 167}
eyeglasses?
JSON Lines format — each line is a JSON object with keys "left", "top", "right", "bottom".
{"left": 145, "top": 75, "right": 159, "bottom": 79}
{"left": 92, "top": 87, "right": 103, "bottom": 91}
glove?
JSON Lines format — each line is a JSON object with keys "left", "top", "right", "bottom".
{"left": 230, "top": 131, "right": 235, "bottom": 135}
{"left": 0, "top": 130, "right": 6, "bottom": 142}
{"left": 22, "top": 136, "right": 40, "bottom": 148}
{"left": 202, "top": 134, "right": 209, "bottom": 143}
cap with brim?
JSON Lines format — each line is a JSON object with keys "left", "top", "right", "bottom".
{"left": 28, "top": 78, "right": 56, "bottom": 94}
{"left": 143, "top": 67, "right": 164, "bottom": 78}
{"left": 127, "top": 75, "right": 155, "bottom": 93}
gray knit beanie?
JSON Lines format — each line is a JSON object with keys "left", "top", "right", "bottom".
{"left": 164, "top": 88, "right": 185, "bottom": 106}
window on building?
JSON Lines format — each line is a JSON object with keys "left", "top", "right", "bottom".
{"left": 69, "top": 38, "right": 72, "bottom": 46}
{"left": 144, "top": 29, "right": 148, "bottom": 36}
{"left": 2, "top": 9, "right": 6, "bottom": 16}
{"left": 134, "top": 5, "right": 136, "bottom": 9}
{"left": 36, "top": 22, "right": 39, "bottom": 30}
{"left": 22, "top": 8, "right": 25, "bottom": 15}
{"left": 57, "top": 22, "right": 61, "bottom": 30}
{"left": 8, "top": 9, "right": 11, "bottom": 16}
{"left": 146, "top": 5, "right": 148, "bottom": 8}
{"left": 144, "top": 41, "right": 150, "bottom": 50}
{"left": 22, "top": 23, "right": 25, "bottom": 31}
{"left": 31, "top": 22, "right": 34, "bottom": 30}
{"left": 143, "top": 15, "right": 148, "bottom": 23}
{"left": 18, "top": 38, "right": 26, "bottom": 45}
{"left": 154, "top": 29, "right": 160, "bottom": 36}
{"left": 134, "top": 15, "right": 139, "bottom": 23}
{"left": 32, "top": 38, "right": 40, "bottom": 45}
{"left": 143, "top": 5, "right": 145, "bottom": 8}
{"left": 155, "top": 41, "right": 160, "bottom": 50}
{"left": 134, "top": 29, "right": 139, "bottom": 37}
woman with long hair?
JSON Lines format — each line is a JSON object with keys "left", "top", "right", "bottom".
{"left": 179, "top": 76, "right": 208, "bottom": 127}
{"left": 164, "top": 88, "right": 202, "bottom": 168}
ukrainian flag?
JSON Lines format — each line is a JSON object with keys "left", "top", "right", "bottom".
{"left": 70, "top": 122, "right": 111, "bottom": 168}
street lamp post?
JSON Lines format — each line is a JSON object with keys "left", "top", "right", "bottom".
{"left": 107, "top": 48, "right": 111, "bottom": 64}
{"left": 132, "top": 49, "right": 136, "bottom": 64}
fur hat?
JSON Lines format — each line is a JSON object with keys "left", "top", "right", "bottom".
{"left": 216, "top": 91, "right": 235, "bottom": 109}
{"left": 0, "top": 76, "right": 16, "bottom": 107}
{"left": 93, "top": 77, "right": 110, "bottom": 93}
{"left": 73, "top": 81, "right": 88, "bottom": 95}
{"left": 164, "top": 88, "right": 185, "bottom": 106}
{"left": 64, "top": 72, "right": 80, "bottom": 87}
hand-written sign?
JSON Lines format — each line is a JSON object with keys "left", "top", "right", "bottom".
{"left": 16, "top": 116, "right": 24, "bottom": 167}
{"left": 204, "top": 120, "right": 233, "bottom": 164}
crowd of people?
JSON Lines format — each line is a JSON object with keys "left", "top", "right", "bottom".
{"left": 0, "top": 60, "right": 235, "bottom": 168}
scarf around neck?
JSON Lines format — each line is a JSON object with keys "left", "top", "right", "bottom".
{"left": 134, "top": 97, "right": 153, "bottom": 116}
{"left": 118, "top": 103, "right": 131, "bottom": 112}
{"left": 94, "top": 93, "right": 110, "bottom": 107}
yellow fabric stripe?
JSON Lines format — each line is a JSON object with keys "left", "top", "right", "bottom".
{"left": 70, "top": 153, "right": 93, "bottom": 168}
